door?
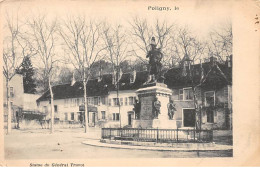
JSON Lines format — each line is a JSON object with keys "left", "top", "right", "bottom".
{"left": 92, "top": 113, "right": 96, "bottom": 125}
{"left": 183, "top": 109, "right": 195, "bottom": 127}
{"left": 128, "top": 113, "right": 132, "bottom": 125}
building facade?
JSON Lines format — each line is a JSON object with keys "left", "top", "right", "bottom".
{"left": 3, "top": 74, "right": 44, "bottom": 128}
{"left": 3, "top": 74, "right": 24, "bottom": 125}
{"left": 37, "top": 57, "right": 232, "bottom": 130}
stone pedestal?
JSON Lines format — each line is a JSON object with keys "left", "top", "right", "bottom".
{"left": 134, "top": 82, "right": 177, "bottom": 129}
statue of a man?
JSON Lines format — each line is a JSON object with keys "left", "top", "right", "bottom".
{"left": 133, "top": 98, "right": 141, "bottom": 119}
{"left": 146, "top": 37, "right": 163, "bottom": 83}
{"left": 153, "top": 97, "right": 161, "bottom": 119}
{"left": 167, "top": 99, "right": 176, "bottom": 120}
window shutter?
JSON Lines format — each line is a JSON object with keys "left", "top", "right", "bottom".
{"left": 125, "top": 97, "right": 128, "bottom": 106}
{"left": 202, "top": 112, "right": 207, "bottom": 123}
{"left": 214, "top": 111, "right": 218, "bottom": 123}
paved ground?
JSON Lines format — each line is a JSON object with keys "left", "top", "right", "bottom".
{"left": 4, "top": 128, "right": 233, "bottom": 159}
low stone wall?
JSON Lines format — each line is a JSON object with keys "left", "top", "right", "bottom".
{"left": 132, "top": 120, "right": 153, "bottom": 128}
{"left": 100, "top": 139, "right": 216, "bottom": 148}
{"left": 102, "top": 121, "right": 121, "bottom": 128}
{"left": 18, "top": 120, "right": 83, "bottom": 129}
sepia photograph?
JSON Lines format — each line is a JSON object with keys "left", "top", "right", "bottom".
{"left": 0, "top": 0, "right": 259, "bottom": 167}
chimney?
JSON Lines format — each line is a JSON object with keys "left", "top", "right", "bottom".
{"left": 71, "top": 71, "right": 76, "bottom": 86}
{"left": 210, "top": 56, "right": 217, "bottom": 66}
{"left": 130, "top": 69, "right": 136, "bottom": 83}
{"left": 227, "top": 55, "right": 232, "bottom": 67}
{"left": 97, "top": 64, "right": 102, "bottom": 82}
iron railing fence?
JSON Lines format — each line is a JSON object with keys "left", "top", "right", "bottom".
{"left": 101, "top": 128, "right": 213, "bottom": 143}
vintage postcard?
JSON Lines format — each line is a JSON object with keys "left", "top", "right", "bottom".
{"left": 0, "top": 0, "right": 259, "bottom": 167}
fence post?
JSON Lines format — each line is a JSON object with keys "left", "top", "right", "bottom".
{"left": 137, "top": 128, "right": 140, "bottom": 141}
{"left": 121, "top": 128, "right": 122, "bottom": 138}
{"left": 199, "top": 130, "right": 201, "bottom": 142}
{"left": 156, "top": 128, "right": 159, "bottom": 143}
{"left": 110, "top": 128, "right": 111, "bottom": 139}
{"left": 177, "top": 128, "right": 178, "bottom": 142}
{"left": 187, "top": 129, "right": 189, "bottom": 141}
{"left": 194, "top": 129, "right": 196, "bottom": 142}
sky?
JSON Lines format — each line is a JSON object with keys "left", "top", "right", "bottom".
{"left": 2, "top": 0, "right": 232, "bottom": 37}
{"left": 1, "top": 0, "right": 232, "bottom": 69}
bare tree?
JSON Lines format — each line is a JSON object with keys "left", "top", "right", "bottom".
{"left": 26, "top": 14, "right": 58, "bottom": 133}
{"left": 170, "top": 27, "right": 207, "bottom": 131}
{"left": 102, "top": 23, "right": 130, "bottom": 127}
{"left": 59, "top": 15, "right": 106, "bottom": 133}
{"left": 3, "top": 12, "right": 23, "bottom": 134}
{"left": 102, "top": 24, "right": 129, "bottom": 81}
{"left": 171, "top": 26, "right": 206, "bottom": 66}
{"left": 128, "top": 17, "right": 174, "bottom": 67}
{"left": 3, "top": 11, "right": 36, "bottom": 134}
{"left": 207, "top": 23, "right": 232, "bottom": 63}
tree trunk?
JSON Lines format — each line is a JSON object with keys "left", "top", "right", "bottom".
{"left": 83, "top": 79, "right": 89, "bottom": 133}
{"left": 192, "top": 86, "right": 201, "bottom": 130}
{"left": 49, "top": 78, "right": 55, "bottom": 133}
{"left": 6, "top": 78, "right": 12, "bottom": 134}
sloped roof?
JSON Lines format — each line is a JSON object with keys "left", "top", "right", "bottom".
{"left": 36, "top": 71, "right": 149, "bottom": 102}
{"left": 164, "top": 62, "right": 232, "bottom": 89}
{"left": 37, "top": 62, "right": 232, "bottom": 102}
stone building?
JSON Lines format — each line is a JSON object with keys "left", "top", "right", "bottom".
{"left": 164, "top": 56, "right": 232, "bottom": 130}
{"left": 36, "top": 71, "right": 148, "bottom": 128}
{"left": 3, "top": 74, "right": 43, "bottom": 129}
{"left": 3, "top": 74, "right": 24, "bottom": 126}
{"left": 36, "top": 57, "right": 232, "bottom": 130}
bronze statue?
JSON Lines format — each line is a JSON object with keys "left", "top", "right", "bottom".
{"left": 167, "top": 99, "right": 176, "bottom": 119}
{"left": 153, "top": 97, "right": 161, "bottom": 119}
{"left": 146, "top": 37, "right": 163, "bottom": 83}
{"left": 133, "top": 98, "right": 141, "bottom": 119}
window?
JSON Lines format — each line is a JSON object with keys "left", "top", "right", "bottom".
{"left": 64, "top": 99, "right": 69, "bottom": 108}
{"left": 108, "top": 99, "right": 111, "bottom": 106}
{"left": 113, "top": 98, "right": 119, "bottom": 106}
{"left": 81, "top": 98, "right": 85, "bottom": 104}
{"left": 184, "top": 88, "right": 193, "bottom": 100}
{"left": 71, "top": 113, "right": 74, "bottom": 120}
{"left": 76, "top": 98, "right": 80, "bottom": 106}
{"left": 64, "top": 113, "right": 68, "bottom": 121}
{"left": 91, "top": 98, "right": 94, "bottom": 105}
{"left": 179, "top": 88, "right": 193, "bottom": 100}
{"left": 98, "top": 97, "right": 101, "bottom": 105}
{"left": 129, "top": 97, "right": 134, "bottom": 105}
{"left": 87, "top": 98, "right": 91, "bottom": 105}
{"left": 224, "top": 89, "right": 228, "bottom": 107}
{"left": 94, "top": 97, "right": 99, "bottom": 105}
{"left": 224, "top": 89, "right": 228, "bottom": 98}
{"left": 206, "top": 109, "right": 214, "bottom": 123}
{"left": 54, "top": 105, "right": 58, "bottom": 113}
{"left": 101, "top": 111, "right": 106, "bottom": 120}
{"left": 125, "top": 97, "right": 128, "bottom": 106}
{"left": 101, "top": 97, "right": 106, "bottom": 105}
{"left": 44, "top": 106, "right": 48, "bottom": 113}
{"left": 70, "top": 99, "right": 76, "bottom": 107}
{"left": 10, "top": 87, "right": 14, "bottom": 97}
{"left": 205, "top": 91, "right": 215, "bottom": 107}
{"left": 113, "top": 113, "right": 120, "bottom": 121}
{"left": 120, "top": 98, "right": 123, "bottom": 106}
{"left": 179, "top": 89, "right": 183, "bottom": 100}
